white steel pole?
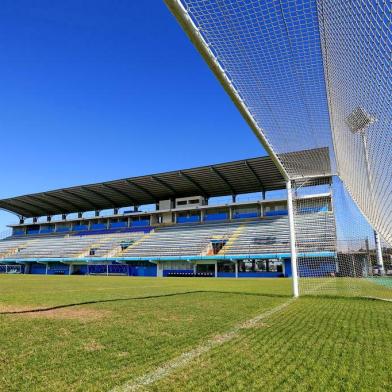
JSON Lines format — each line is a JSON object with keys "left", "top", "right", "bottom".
{"left": 287, "top": 180, "right": 299, "bottom": 297}
{"left": 374, "top": 231, "right": 385, "bottom": 275}
{"left": 362, "top": 132, "right": 385, "bottom": 275}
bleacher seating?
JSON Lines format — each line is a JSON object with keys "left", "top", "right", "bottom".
{"left": 0, "top": 238, "right": 29, "bottom": 258}
{"left": 119, "top": 213, "right": 335, "bottom": 257}
{"left": 221, "top": 213, "right": 335, "bottom": 255}
{"left": 0, "top": 232, "right": 145, "bottom": 260}
{"left": 119, "top": 221, "right": 236, "bottom": 257}
{"left": 0, "top": 212, "right": 335, "bottom": 263}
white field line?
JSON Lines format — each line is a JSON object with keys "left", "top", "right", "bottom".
{"left": 364, "top": 296, "right": 392, "bottom": 303}
{"left": 110, "top": 298, "right": 295, "bottom": 392}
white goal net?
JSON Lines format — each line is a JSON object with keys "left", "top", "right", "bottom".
{"left": 165, "top": 0, "right": 392, "bottom": 298}
{"left": 317, "top": 0, "right": 392, "bottom": 247}
{"left": 292, "top": 177, "right": 392, "bottom": 298}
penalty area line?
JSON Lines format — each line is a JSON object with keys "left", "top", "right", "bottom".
{"left": 110, "top": 298, "right": 295, "bottom": 392}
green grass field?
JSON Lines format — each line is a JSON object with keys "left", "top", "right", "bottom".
{"left": 0, "top": 275, "right": 392, "bottom": 392}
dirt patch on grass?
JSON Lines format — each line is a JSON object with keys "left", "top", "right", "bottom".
{"left": 240, "top": 320, "right": 270, "bottom": 329}
{"left": 0, "top": 304, "right": 34, "bottom": 313}
{"left": 83, "top": 340, "right": 106, "bottom": 352}
{"left": 14, "top": 307, "right": 112, "bottom": 321}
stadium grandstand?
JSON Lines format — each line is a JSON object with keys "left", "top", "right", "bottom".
{"left": 0, "top": 147, "right": 336, "bottom": 278}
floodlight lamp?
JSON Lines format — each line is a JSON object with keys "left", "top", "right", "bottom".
{"left": 345, "top": 107, "right": 377, "bottom": 134}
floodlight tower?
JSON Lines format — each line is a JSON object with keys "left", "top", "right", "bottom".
{"left": 346, "top": 107, "right": 384, "bottom": 275}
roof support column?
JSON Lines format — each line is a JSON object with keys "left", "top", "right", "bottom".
{"left": 157, "top": 262, "right": 163, "bottom": 277}
{"left": 287, "top": 180, "right": 299, "bottom": 297}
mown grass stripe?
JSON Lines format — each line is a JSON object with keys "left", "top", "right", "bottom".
{"left": 110, "top": 298, "right": 294, "bottom": 392}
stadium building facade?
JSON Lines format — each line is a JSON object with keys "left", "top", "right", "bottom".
{"left": 0, "top": 150, "right": 336, "bottom": 278}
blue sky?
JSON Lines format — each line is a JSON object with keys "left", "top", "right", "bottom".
{"left": 0, "top": 0, "right": 266, "bottom": 232}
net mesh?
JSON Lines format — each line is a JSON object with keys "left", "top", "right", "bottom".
{"left": 166, "top": 0, "right": 392, "bottom": 297}
{"left": 293, "top": 177, "right": 392, "bottom": 298}
{"left": 317, "top": 0, "right": 392, "bottom": 246}
{"left": 169, "top": 0, "right": 392, "bottom": 245}
{"left": 176, "top": 0, "right": 334, "bottom": 178}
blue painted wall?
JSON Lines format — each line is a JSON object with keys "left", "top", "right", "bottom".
{"left": 298, "top": 260, "right": 336, "bottom": 277}
{"left": 47, "top": 263, "right": 69, "bottom": 275}
{"left": 110, "top": 221, "right": 128, "bottom": 228}
{"left": 233, "top": 212, "right": 258, "bottom": 219}
{"left": 27, "top": 228, "right": 40, "bottom": 235}
{"left": 30, "top": 264, "right": 47, "bottom": 274}
{"left": 132, "top": 220, "right": 150, "bottom": 227}
{"left": 56, "top": 226, "right": 71, "bottom": 233}
{"left": 177, "top": 216, "right": 200, "bottom": 223}
{"left": 265, "top": 210, "right": 288, "bottom": 217}
{"left": 205, "top": 213, "right": 228, "bottom": 221}
{"left": 284, "top": 259, "right": 292, "bottom": 277}
{"left": 91, "top": 223, "right": 107, "bottom": 230}
{"left": 129, "top": 264, "right": 157, "bottom": 276}
{"left": 73, "top": 225, "right": 89, "bottom": 231}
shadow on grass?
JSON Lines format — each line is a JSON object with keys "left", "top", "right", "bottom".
{"left": 0, "top": 290, "right": 291, "bottom": 315}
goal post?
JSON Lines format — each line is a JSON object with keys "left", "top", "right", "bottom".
{"left": 0, "top": 264, "right": 22, "bottom": 274}
{"left": 287, "top": 180, "right": 299, "bottom": 297}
